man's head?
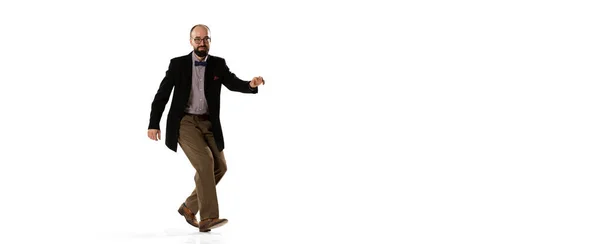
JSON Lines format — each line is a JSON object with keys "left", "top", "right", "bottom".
{"left": 189, "top": 24, "right": 211, "bottom": 58}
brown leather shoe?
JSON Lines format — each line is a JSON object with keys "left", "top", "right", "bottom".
{"left": 177, "top": 203, "right": 199, "bottom": 228}
{"left": 199, "top": 218, "right": 228, "bottom": 232}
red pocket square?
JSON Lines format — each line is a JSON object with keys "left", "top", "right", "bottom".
{"left": 214, "top": 76, "right": 219, "bottom": 80}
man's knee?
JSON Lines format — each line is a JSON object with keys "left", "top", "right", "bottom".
{"left": 217, "top": 161, "right": 227, "bottom": 174}
{"left": 221, "top": 162, "right": 227, "bottom": 174}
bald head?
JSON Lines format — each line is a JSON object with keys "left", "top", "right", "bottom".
{"left": 190, "top": 24, "right": 210, "bottom": 38}
{"left": 189, "top": 24, "right": 211, "bottom": 58}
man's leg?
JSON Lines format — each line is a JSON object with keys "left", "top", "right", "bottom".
{"left": 182, "top": 172, "right": 201, "bottom": 213}
{"left": 178, "top": 115, "right": 220, "bottom": 220}
{"left": 182, "top": 133, "right": 227, "bottom": 214}
{"left": 204, "top": 121, "right": 228, "bottom": 185}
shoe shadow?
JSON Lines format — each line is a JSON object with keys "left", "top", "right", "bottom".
{"left": 166, "top": 229, "right": 224, "bottom": 244}
{"left": 164, "top": 228, "right": 222, "bottom": 237}
{"left": 109, "top": 228, "right": 223, "bottom": 244}
{"left": 181, "top": 233, "right": 224, "bottom": 244}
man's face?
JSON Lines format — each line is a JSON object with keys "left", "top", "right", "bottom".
{"left": 190, "top": 26, "right": 211, "bottom": 57}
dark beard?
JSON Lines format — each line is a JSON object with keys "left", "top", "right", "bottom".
{"left": 194, "top": 49, "right": 208, "bottom": 57}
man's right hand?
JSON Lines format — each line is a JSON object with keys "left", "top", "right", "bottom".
{"left": 148, "top": 129, "right": 161, "bottom": 141}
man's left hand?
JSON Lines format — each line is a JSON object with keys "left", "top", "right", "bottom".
{"left": 250, "top": 76, "right": 265, "bottom": 88}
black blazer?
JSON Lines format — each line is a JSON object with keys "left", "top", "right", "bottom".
{"left": 148, "top": 52, "right": 258, "bottom": 152}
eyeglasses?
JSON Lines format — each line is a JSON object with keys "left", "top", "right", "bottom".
{"left": 192, "top": 36, "right": 211, "bottom": 44}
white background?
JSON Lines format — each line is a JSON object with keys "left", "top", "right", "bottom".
{"left": 1, "top": 0, "right": 599, "bottom": 243}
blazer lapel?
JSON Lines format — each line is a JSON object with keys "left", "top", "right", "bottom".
{"left": 204, "top": 54, "right": 214, "bottom": 91}
{"left": 183, "top": 52, "right": 193, "bottom": 88}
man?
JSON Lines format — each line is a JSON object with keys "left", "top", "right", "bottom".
{"left": 147, "top": 24, "right": 264, "bottom": 232}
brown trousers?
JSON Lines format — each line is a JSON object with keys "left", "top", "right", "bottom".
{"left": 178, "top": 114, "right": 227, "bottom": 220}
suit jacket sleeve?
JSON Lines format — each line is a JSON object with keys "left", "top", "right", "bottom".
{"left": 220, "top": 59, "right": 258, "bottom": 94}
{"left": 148, "top": 59, "right": 176, "bottom": 130}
